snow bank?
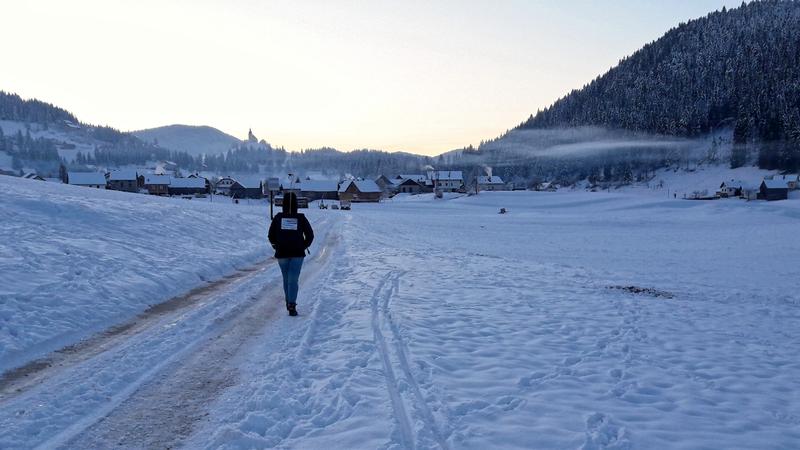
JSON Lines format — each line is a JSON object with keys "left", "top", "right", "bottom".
{"left": 0, "top": 175, "right": 270, "bottom": 373}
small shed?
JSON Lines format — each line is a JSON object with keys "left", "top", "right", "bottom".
{"left": 477, "top": 175, "right": 508, "bottom": 191}
{"left": 107, "top": 169, "right": 139, "bottom": 192}
{"left": 144, "top": 175, "right": 171, "bottom": 195}
{"left": 168, "top": 177, "right": 208, "bottom": 196}
{"left": 68, "top": 172, "right": 107, "bottom": 189}
{"left": 759, "top": 179, "right": 789, "bottom": 201}
{"left": 339, "top": 180, "right": 382, "bottom": 202}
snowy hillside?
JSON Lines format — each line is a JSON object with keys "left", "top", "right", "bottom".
{"left": 0, "top": 119, "right": 97, "bottom": 164}
{"left": 133, "top": 124, "right": 243, "bottom": 157}
{"left": 0, "top": 175, "right": 273, "bottom": 373}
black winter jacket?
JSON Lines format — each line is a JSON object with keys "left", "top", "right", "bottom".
{"left": 268, "top": 212, "right": 314, "bottom": 258}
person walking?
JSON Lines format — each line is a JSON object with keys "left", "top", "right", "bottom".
{"left": 268, "top": 192, "right": 314, "bottom": 316}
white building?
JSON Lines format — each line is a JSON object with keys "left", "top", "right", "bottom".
{"left": 477, "top": 175, "right": 508, "bottom": 191}
{"left": 428, "top": 170, "right": 464, "bottom": 192}
{"left": 718, "top": 179, "right": 748, "bottom": 198}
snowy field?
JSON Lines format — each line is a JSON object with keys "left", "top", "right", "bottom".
{"left": 1, "top": 176, "right": 800, "bottom": 449}
{"left": 191, "top": 191, "right": 800, "bottom": 449}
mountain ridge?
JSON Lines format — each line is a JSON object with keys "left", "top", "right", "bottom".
{"left": 132, "top": 124, "right": 243, "bottom": 157}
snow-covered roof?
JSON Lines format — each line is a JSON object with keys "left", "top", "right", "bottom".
{"left": 144, "top": 175, "right": 171, "bottom": 185}
{"left": 299, "top": 180, "right": 339, "bottom": 192}
{"left": 235, "top": 177, "right": 263, "bottom": 189}
{"left": 108, "top": 169, "right": 138, "bottom": 181}
{"left": 478, "top": 176, "right": 505, "bottom": 185}
{"left": 279, "top": 176, "right": 301, "bottom": 189}
{"left": 339, "top": 180, "right": 381, "bottom": 193}
{"left": 169, "top": 177, "right": 206, "bottom": 188}
{"left": 352, "top": 180, "right": 381, "bottom": 193}
{"left": 398, "top": 174, "right": 427, "bottom": 183}
{"left": 775, "top": 174, "right": 799, "bottom": 181}
{"left": 720, "top": 179, "right": 745, "bottom": 188}
{"left": 68, "top": 172, "right": 107, "bottom": 186}
{"left": 22, "top": 173, "right": 42, "bottom": 180}
{"left": 431, "top": 170, "right": 463, "bottom": 181}
{"left": 762, "top": 179, "right": 790, "bottom": 189}
{"left": 397, "top": 178, "right": 422, "bottom": 186}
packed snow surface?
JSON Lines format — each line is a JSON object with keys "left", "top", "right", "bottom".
{"left": 2, "top": 176, "right": 799, "bottom": 449}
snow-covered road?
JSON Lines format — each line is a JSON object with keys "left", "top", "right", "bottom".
{"left": 0, "top": 208, "right": 339, "bottom": 449}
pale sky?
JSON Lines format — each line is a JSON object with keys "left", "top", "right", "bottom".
{"left": 1, "top": 0, "right": 742, "bottom": 155}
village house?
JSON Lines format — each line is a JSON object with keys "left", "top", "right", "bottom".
{"left": 67, "top": 172, "right": 107, "bottom": 189}
{"left": 107, "top": 169, "right": 139, "bottom": 192}
{"left": 772, "top": 174, "right": 799, "bottom": 190}
{"left": 375, "top": 175, "right": 398, "bottom": 196}
{"left": 230, "top": 177, "right": 263, "bottom": 199}
{"left": 428, "top": 170, "right": 464, "bottom": 192}
{"left": 477, "top": 175, "right": 508, "bottom": 191}
{"left": 759, "top": 179, "right": 789, "bottom": 201}
{"left": 279, "top": 175, "right": 302, "bottom": 197}
{"left": 168, "top": 177, "right": 208, "bottom": 196}
{"left": 396, "top": 177, "right": 424, "bottom": 194}
{"left": 299, "top": 180, "right": 339, "bottom": 201}
{"left": 144, "top": 175, "right": 170, "bottom": 195}
{"left": 338, "top": 180, "right": 382, "bottom": 202}
{"left": 717, "top": 179, "right": 748, "bottom": 198}
{"left": 187, "top": 173, "right": 212, "bottom": 192}
{"left": 214, "top": 176, "right": 236, "bottom": 195}
{"left": 22, "top": 172, "right": 45, "bottom": 181}
{"left": 533, "top": 181, "right": 558, "bottom": 192}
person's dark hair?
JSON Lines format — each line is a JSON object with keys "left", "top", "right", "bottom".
{"left": 283, "top": 192, "right": 298, "bottom": 214}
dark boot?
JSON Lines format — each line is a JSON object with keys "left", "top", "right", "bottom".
{"left": 288, "top": 303, "right": 298, "bottom": 316}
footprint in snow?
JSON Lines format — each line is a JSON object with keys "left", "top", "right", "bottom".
{"left": 581, "top": 412, "right": 631, "bottom": 450}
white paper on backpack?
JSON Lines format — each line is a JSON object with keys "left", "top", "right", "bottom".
{"left": 281, "top": 218, "right": 298, "bottom": 230}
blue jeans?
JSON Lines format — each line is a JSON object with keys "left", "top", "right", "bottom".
{"left": 277, "top": 257, "right": 304, "bottom": 305}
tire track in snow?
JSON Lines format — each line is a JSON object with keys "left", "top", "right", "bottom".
{"left": 372, "top": 270, "right": 450, "bottom": 450}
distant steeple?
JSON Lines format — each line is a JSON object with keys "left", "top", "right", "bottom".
{"left": 248, "top": 128, "right": 257, "bottom": 143}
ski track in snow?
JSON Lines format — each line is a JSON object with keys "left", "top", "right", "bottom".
{"left": 371, "top": 270, "right": 451, "bottom": 450}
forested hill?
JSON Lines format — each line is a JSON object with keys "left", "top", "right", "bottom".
{"left": 518, "top": 0, "right": 800, "bottom": 170}
{"left": 0, "top": 91, "right": 78, "bottom": 124}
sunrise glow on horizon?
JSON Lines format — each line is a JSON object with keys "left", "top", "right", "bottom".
{"left": 1, "top": 0, "right": 742, "bottom": 155}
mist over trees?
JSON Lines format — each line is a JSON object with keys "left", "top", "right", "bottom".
{"left": 517, "top": 0, "right": 800, "bottom": 172}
